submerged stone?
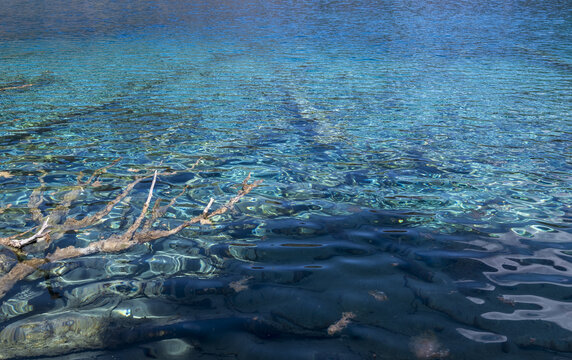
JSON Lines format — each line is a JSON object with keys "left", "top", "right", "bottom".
{"left": 0, "top": 310, "right": 108, "bottom": 359}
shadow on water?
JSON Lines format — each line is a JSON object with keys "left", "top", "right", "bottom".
{"left": 0, "top": 206, "right": 570, "bottom": 359}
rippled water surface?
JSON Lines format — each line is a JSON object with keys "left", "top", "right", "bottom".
{"left": 0, "top": 0, "right": 571, "bottom": 359}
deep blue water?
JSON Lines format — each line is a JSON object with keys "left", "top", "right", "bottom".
{"left": 0, "top": 0, "right": 571, "bottom": 359}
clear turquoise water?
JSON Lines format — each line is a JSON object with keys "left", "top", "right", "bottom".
{"left": 0, "top": 0, "right": 571, "bottom": 359}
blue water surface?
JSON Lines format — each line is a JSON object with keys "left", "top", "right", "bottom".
{"left": 0, "top": 0, "right": 571, "bottom": 359}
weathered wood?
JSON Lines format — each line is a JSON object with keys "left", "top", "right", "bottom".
{"left": 0, "top": 161, "right": 261, "bottom": 300}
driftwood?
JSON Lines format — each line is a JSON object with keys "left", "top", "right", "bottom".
{"left": 0, "top": 160, "right": 262, "bottom": 299}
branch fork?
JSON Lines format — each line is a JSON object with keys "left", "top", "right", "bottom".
{"left": 0, "top": 161, "right": 262, "bottom": 299}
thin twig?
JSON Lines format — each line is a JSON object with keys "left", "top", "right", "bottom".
{"left": 143, "top": 185, "right": 189, "bottom": 231}
{"left": 0, "top": 203, "right": 12, "bottom": 215}
{"left": 0, "top": 84, "right": 34, "bottom": 91}
{"left": 119, "top": 171, "right": 157, "bottom": 242}
{"left": 189, "top": 157, "right": 202, "bottom": 170}
{"left": 206, "top": 173, "right": 262, "bottom": 219}
{"left": 9, "top": 217, "right": 50, "bottom": 248}
{"left": 0, "top": 228, "right": 34, "bottom": 248}
{"left": 61, "top": 175, "right": 148, "bottom": 231}
{"left": 82, "top": 158, "right": 121, "bottom": 186}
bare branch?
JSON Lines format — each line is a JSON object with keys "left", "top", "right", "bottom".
{"left": 0, "top": 258, "right": 46, "bottom": 299}
{"left": 143, "top": 198, "right": 163, "bottom": 231}
{"left": 117, "top": 171, "right": 157, "bottom": 242}
{"left": 49, "top": 187, "right": 83, "bottom": 225}
{"left": 82, "top": 158, "right": 121, "bottom": 186}
{"left": 9, "top": 216, "right": 50, "bottom": 248}
{"left": 135, "top": 174, "right": 261, "bottom": 243}
{"left": 206, "top": 174, "right": 263, "bottom": 219}
{"left": 61, "top": 175, "right": 147, "bottom": 231}
{"left": 197, "top": 198, "right": 214, "bottom": 225}
{"left": 143, "top": 185, "right": 189, "bottom": 231}
{"left": 0, "top": 203, "right": 11, "bottom": 215}
{"left": 0, "top": 228, "right": 34, "bottom": 248}
{"left": 0, "top": 83, "right": 34, "bottom": 91}
{"left": 0, "top": 162, "right": 262, "bottom": 301}
{"left": 189, "top": 157, "right": 202, "bottom": 170}
{"left": 28, "top": 173, "right": 46, "bottom": 224}
{"left": 203, "top": 198, "right": 215, "bottom": 216}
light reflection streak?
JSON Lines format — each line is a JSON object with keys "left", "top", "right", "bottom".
{"left": 479, "top": 247, "right": 572, "bottom": 287}
{"left": 456, "top": 328, "right": 507, "bottom": 343}
{"left": 482, "top": 295, "right": 572, "bottom": 332}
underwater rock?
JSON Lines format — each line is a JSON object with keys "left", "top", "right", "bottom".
{"left": 0, "top": 251, "right": 17, "bottom": 275}
{"left": 0, "top": 310, "right": 109, "bottom": 359}
{"left": 0, "top": 307, "right": 199, "bottom": 359}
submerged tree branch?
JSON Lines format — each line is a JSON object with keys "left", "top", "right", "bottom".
{"left": 0, "top": 84, "right": 34, "bottom": 91}
{"left": 0, "top": 259, "right": 46, "bottom": 299}
{"left": 8, "top": 217, "right": 51, "bottom": 248}
{"left": 0, "top": 162, "right": 261, "bottom": 300}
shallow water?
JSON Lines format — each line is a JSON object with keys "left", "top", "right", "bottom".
{"left": 0, "top": 0, "right": 571, "bottom": 359}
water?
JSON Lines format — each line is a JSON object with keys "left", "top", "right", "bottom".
{"left": 0, "top": 0, "right": 571, "bottom": 358}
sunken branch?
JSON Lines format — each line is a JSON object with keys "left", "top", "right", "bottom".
{"left": 0, "top": 161, "right": 261, "bottom": 299}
